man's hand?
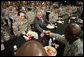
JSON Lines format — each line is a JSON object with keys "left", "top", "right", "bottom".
{"left": 22, "top": 31, "right": 26, "bottom": 35}
{"left": 43, "top": 30, "right": 46, "bottom": 33}
{"left": 44, "top": 30, "right": 50, "bottom": 36}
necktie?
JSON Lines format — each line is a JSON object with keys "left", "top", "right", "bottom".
{"left": 41, "top": 18, "right": 44, "bottom": 24}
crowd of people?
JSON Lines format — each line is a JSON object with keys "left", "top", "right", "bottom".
{"left": 1, "top": 1, "right": 83, "bottom": 56}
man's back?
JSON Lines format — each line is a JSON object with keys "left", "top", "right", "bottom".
{"left": 64, "top": 38, "right": 83, "bottom": 56}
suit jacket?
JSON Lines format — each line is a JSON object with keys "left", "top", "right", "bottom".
{"left": 34, "top": 15, "right": 49, "bottom": 33}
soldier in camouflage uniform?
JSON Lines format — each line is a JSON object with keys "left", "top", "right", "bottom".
{"left": 5, "top": 5, "right": 15, "bottom": 25}
{"left": 1, "top": 27, "right": 10, "bottom": 42}
{"left": 12, "top": 12, "right": 30, "bottom": 36}
{"left": 49, "top": 6, "right": 59, "bottom": 23}
{"left": 1, "top": 6, "right": 6, "bottom": 26}
{"left": 61, "top": 5, "right": 73, "bottom": 19}
{"left": 4, "top": 5, "right": 15, "bottom": 34}
{"left": 12, "top": 9, "right": 19, "bottom": 23}
{"left": 45, "top": 23, "right": 83, "bottom": 56}
{"left": 26, "top": 7, "right": 35, "bottom": 29}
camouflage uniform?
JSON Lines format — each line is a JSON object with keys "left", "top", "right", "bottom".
{"left": 71, "top": 6, "right": 77, "bottom": 13}
{"left": 62, "top": 8, "right": 73, "bottom": 19}
{"left": 50, "top": 33, "right": 83, "bottom": 56}
{"left": 1, "top": 27, "right": 10, "bottom": 42}
{"left": 59, "top": 6, "right": 66, "bottom": 16}
{"left": 26, "top": 11, "right": 35, "bottom": 29}
{"left": 13, "top": 18, "right": 29, "bottom": 36}
{"left": 4, "top": 8, "right": 15, "bottom": 28}
{"left": 26, "top": 11, "right": 35, "bottom": 24}
{"left": 5, "top": 8, "right": 15, "bottom": 20}
{"left": 12, "top": 14, "right": 18, "bottom": 23}
{"left": 49, "top": 12, "right": 59, "bottom": 23}
{"left": 1, "top": 8, "right": 6, "bottom": 25}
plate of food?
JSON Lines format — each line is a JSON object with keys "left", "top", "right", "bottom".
{"left": 27, "top": 30, "right": 36, "bottom": 36}
{"left": 27, "top": 30, "right": 38, "bottom": 39}
{"left": 71, "top": 17, "right": 76, "bottom": 19}
{"left": 57, "top": 21, "right": 63, "bottom": 23}
{"left": 44, "top": 46, "right": 57, "bottom": 56}
{"left": 46, "top": 24, "right": 55, "bottom": 29}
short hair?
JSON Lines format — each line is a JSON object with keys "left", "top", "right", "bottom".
{"left": 65, "top": 23, "right": 81, "bottom": 37}
{"left": 53, "top": 6, "right": 59, "bottom": 9}
{"left": 28, "top": 7, "right": 32, "bottom": 11}
{"left": 18, "top": 11, "right": 25, "bottom": 16}
{"left": 36, "top": 10, "right": 42, "bottom": 14}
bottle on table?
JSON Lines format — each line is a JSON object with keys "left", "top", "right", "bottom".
{"left": 49, "top": 38, "right": 52, "bottom": 46}
{"left": 13, "top": 45, "right": 18, "bottom": 55}
{"left": 68, "top": 19, "right": 70, "bottom": 23}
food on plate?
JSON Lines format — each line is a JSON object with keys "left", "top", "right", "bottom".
{"left": 71, "top": 17, "right": 76, "bottom": 19}
{"left": 57, "top": 21, "right": 63, "bottom": 23}
{"left": 28, "top": 30, "right": 33, "bottom": 34}
{"left": 27, "top": 30, "right": 34, "bottom": 36}
{"left": 44, "top": 46, "right": 57, "bottom": 56}
{"left": 46, "top": 24, "right": 55, "bottom": 29}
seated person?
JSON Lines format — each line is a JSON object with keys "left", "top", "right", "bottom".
{"left": 12, "top": 12, "right": 30, "bottom": 36}
{"left": 44, "top": 23, "right": 83, "bottom": 56}
{"left": 49, "top": 6, "right": 59, "bottom": 23}
{"left": 26, "top": 7, "right": 35, "bottom": 30}
{"left": 34, "top": 10, "right": 49, "bottom": 34}
{"left": 15, "top": 40, "right": 47, "bottom": 56}
{"left": 77, "top": 19, "right": 83, "bottom": 39}
{"left": 1, "top": 27, "right": 10, "bottom": 42}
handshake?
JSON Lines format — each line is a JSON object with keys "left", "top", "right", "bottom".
{"left": 43, "top": 30, "right": 51, "bottom": 36}
{"left": 40, "top": 30, "right": 51, "bottom": 37}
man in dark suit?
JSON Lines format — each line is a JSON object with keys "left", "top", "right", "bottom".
{"left": 34, "top": 10, "right": 50, "bottom": 34}
{"left": 34, "top": 10, "right": 50, "bottom": 46}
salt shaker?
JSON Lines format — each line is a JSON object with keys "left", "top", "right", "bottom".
{"left": 13, "top": 45, "right": 18, "bottom": 55}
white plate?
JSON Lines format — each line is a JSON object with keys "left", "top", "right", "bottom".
{"left": 44, "top": 46, "right": 57, "bottom": 56}
{"left": 46, "top": 24, "right": 55, "bottom": 29}
{"left": 57, "top": 21, "right": 63, "bottom": 23}
{"left": 71, "top": 17, "right": 76, "bottom": 19}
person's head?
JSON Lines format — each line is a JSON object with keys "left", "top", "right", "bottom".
{"left": 36, "top": 10, "right": 43, "bottom": 19}
{"left": 65, "top": 23, "right": 81, "bottom": 44}
{"left": 14, "top": 9, "right": 18, "bottom": 14}
{"left": 66, "top": 4, "right": 70, "bottom": 10}
{"left": 28, "top": 7, "right": 32, "bottom": 11}
{"left": 15, "top": 40, "right": 47, "bottom": 56}
{"left": 38, "top": 5, "right": 42, "bottom": 9}
{"left": 53, "top": 6, "right": 59, "bottom": 13}
{"left": 9, "top": 5, "right": 13, "bottom": 11}
{"left": 18, "top": 12, "right": 25, "bottom": 21}
{"left": 18, "top": 7, "right": 22, "bottom": 11}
